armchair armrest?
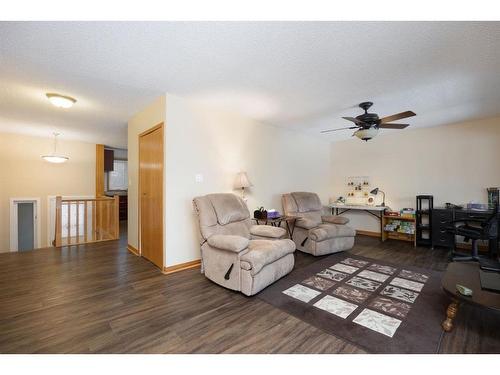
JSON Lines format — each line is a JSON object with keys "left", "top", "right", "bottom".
{"left": 250, "top": 225, "right": 286, "bottom": 239}
{"left": 322, "top": 215, "right": 350, "bottom": 225}
{"left": 295, "top": 217, "right": 319, "bottom": 229}
{"left": 207, "top": 234, "right": 249, "bottom": 252}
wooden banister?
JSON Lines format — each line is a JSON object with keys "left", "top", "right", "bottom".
{"left": 55, "top": 196, "right": 62, "bottom": 246}
{"left": 54, "top": 195, "right": 120, "bottom": 247}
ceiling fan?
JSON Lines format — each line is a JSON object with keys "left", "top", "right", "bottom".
{"left": 321, "top": 102, "right": 416, "bottom": 141}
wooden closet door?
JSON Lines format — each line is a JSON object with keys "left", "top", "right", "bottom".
{"left": 139, "top": 124, "right": 164, "bottom": 269}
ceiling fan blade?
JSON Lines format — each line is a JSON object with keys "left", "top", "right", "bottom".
{"left": 379, "top": 111, "right": 416, "bottom": 124}
{"left": 378, "top": 123, "right": 409, "bottom": 129}
{"left": 320, "top": 126, "right": 359, "bottom": 134}
{"left": 342, "top": 117, "right": 366, "bottom": 125}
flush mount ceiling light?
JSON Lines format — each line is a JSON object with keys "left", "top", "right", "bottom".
{"left": 46, "top": 93, "right": 77, "bottom": 108}
{"left": 41, "top": 133, "right": 69, "bottom": 163}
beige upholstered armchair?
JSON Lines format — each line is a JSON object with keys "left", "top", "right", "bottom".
{"left": 193, "top": 193, "right": 296, "bottom": 296}
{"left": 282, "top": 192, "right": 355, "bottom": 256}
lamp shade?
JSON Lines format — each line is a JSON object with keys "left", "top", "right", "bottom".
{"left": 370, "top": 188, "right": 379, "bottom": 195}
{"left": 234, "top": 172, "right": 253, "bottom": 189}
{"left": 354, "top": 127, "right": 378, "bottom": 141}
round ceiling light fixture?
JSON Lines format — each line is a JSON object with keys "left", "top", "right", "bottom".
{"left": 46, "top": 93, "right": 77, "bottom": 108}
{"left": 41, "top": 133, "right": 69, "bottom": 163}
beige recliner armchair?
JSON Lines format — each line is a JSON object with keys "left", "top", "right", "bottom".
{"left": 282, "top": 192, "right": 356, "bottom": 256}
{"left": 193, "top": 193, "right": 296, "bottom": 296}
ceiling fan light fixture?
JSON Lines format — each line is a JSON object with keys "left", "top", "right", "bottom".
{"left": 321, "top": 102, "right": 415, "bottom": 141}
{"left": 46, "top": 93, "right": 77, "bottom": 108}
{"left": 354, "top": 127, "right": 379, "bottom": 141}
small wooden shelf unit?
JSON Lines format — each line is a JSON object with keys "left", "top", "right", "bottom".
{"left": 381, "top": 215, "right": 416, "bottom": 247}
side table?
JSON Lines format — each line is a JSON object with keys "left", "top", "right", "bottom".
{"left": 252, "top": 216, "right": 298, "bottom": 239}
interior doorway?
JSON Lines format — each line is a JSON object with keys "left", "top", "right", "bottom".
{"left": 10, "top": 198, "right": 41, "bottom": 252}
{"left": 139, "top": 123, "right": 164, "bottom": 269}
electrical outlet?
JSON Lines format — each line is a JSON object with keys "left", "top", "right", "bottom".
{"left": 195, "top": 174, "right": 204, "bottom": 183}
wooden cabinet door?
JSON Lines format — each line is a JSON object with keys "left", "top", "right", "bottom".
{"left": 139, "top": 124, "right": 164, "bottom": 269}
{"left": 104, "top": 149, "right": 114, "bottom": 171}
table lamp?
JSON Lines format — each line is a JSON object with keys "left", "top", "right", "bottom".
{"left": 234, "top": 172, "right": 253, "bottom": 200}
{"left": 370, "top": 187, "right": 386, "bottom": 207}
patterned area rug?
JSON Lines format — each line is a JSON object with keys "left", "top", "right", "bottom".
{"left": 258, "top": 252, "right": 448, "bottom": 353}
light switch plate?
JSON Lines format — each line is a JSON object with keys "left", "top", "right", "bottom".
{"left": 195, "top": 174, "right": 204, "bottom": 183}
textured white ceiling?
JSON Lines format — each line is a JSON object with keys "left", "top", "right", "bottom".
{"left": 1, "top": 21, "right": 500, "bottom": 147}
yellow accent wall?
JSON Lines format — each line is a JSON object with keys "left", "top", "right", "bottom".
{"left": 0, "top": 132, "right": 95, "bottom": 252}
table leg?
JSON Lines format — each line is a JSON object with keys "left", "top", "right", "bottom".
{"left": 286, "top": 220, "right": 296, "bottom": 239}
{"left": 442, "top": 300, "right": 459, "bottom": 332}
{"left": 380, "top": 212, "right": 383, "bottom": 241}
{"left": 376, "top": 211, "right": 385, "bottom": 241}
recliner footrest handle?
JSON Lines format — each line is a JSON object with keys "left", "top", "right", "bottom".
{"left": 224, "top": 264, "right": 234, "bottom": 280}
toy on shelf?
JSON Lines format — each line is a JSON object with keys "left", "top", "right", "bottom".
{"left": 335, "top": 196, "right": 346, "bottom": 204}
{"left": 400, "top": 208, "right": 416, "bottom": 219}
{"left": 382, "top": 210, "right": 417, "bottom": 247}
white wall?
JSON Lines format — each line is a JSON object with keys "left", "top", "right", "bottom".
{"left": 127, "top": 95, "right": 166, "bottom": 251}
{"left": 0, "top": 132, "right": 95, "bottom": 252}
{"left": 163, "top": 94, "right": 331, "bottom": 266}
{"left": 330, "top": 117, "right": 500, "bottom": 233}
{"left": 129, "top": 96, "right": 500, "bottom": 267}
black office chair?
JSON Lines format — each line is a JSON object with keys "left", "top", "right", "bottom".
{"left": 447, "top": 203, "right": 499, "bottom": 262}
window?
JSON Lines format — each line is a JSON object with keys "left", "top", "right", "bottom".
{"left": 108, "top": 160, "right": 128, "bottom": 190}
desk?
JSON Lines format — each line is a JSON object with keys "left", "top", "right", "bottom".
{"left": 432, "top": 207, "right": 499, "bottom": 255}
{"left": 329, "top": 204, "right": 387, "bottom": 239}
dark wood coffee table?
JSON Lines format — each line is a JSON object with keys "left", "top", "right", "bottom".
{"left": 441, "top": 262, "right": 500, "bottom": 331}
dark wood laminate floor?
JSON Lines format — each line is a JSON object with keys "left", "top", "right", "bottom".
{"left": 1, "top": 228, "right": 499, "bottom": 354}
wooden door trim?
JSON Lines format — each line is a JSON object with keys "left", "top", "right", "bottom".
{"left": 139, "top": 122, "right": 164, "bottom": 137}
{"left": 138, "top": 122, "right": 164, "bottom": 268}
{"left": 127, "top": 244, "right": 140, "bottom": 256}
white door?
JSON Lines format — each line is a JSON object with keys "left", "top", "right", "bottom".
{"left": 10, "top": 198, "right": 41, "bottom": 252}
